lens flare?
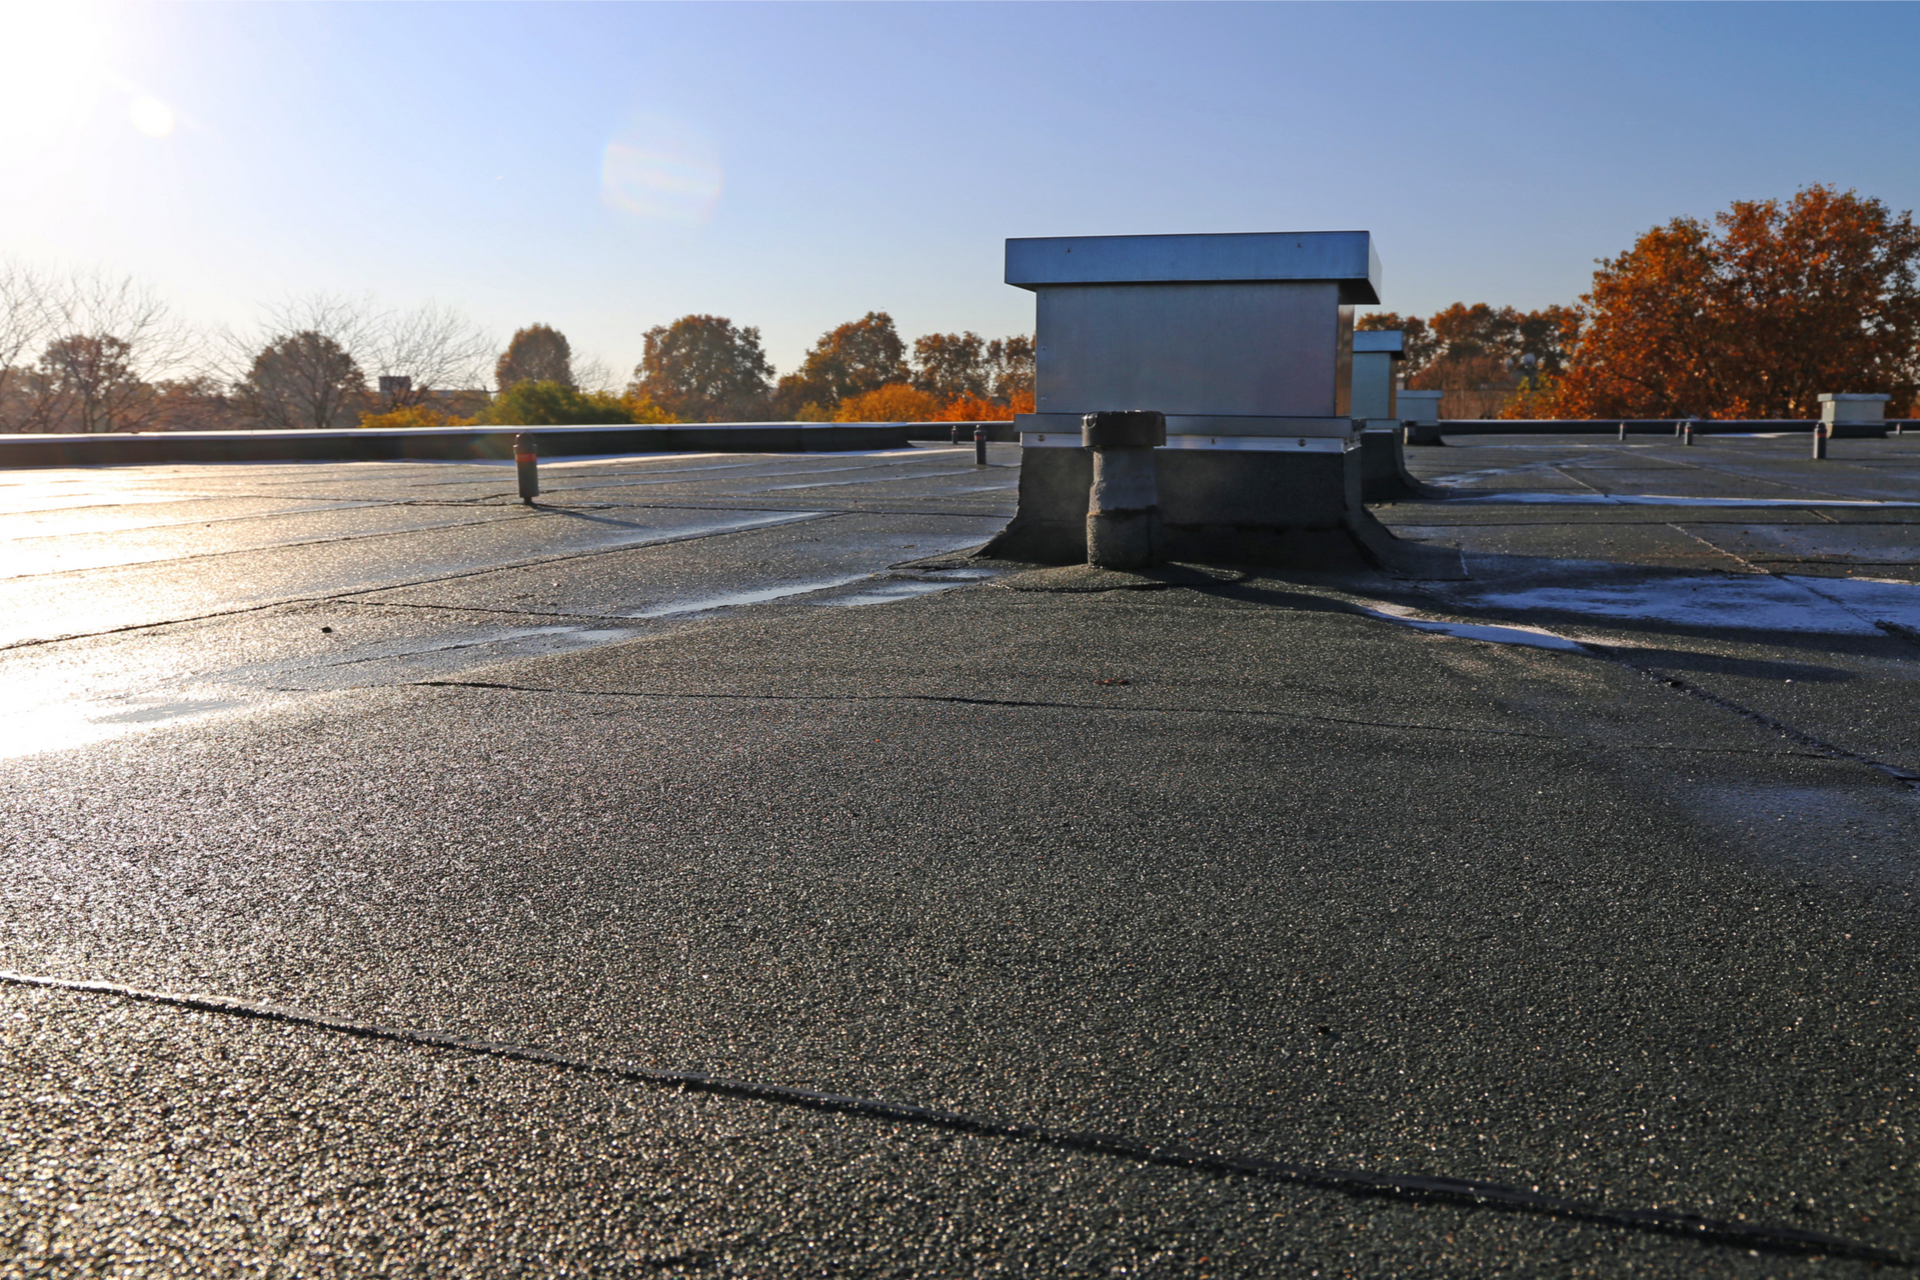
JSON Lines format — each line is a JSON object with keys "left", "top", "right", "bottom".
{"left": 128, "top": 95, "right": 173, "bottom": 138}
{"left": 601, "top": 114, "right": 722, "bottom": 225}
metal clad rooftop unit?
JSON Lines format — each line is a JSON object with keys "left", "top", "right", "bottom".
{"left": 986, "top": 229, "right": 1457, "bottom": 574}
{"left": 1352, "top": 327, "right": 1406, "bottom": 423}
{"left": 1009, "top": 231, "right": 1380, "bottom": 430}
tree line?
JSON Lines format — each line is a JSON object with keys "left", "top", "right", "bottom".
{"left": 6, "top": 185, "right": 1910, "bottom": 432}
{"left": 0, "top": 278, "right": 503, "bottom": 434}
{"left": 1366, "top": 186, "right": 1920, "bottom": 420}
{"left": 0, "top": 271, "right": 1034, "bottom": 433}
{"left": 426, "top": 311, "right": 1035, "bottom": 429}
{"left": 622, "top": 311, "right": 1033, "bottom": 424}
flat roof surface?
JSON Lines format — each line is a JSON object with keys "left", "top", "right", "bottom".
{"left": 2, "top": 436, "right": 1918, "bottom": 1272}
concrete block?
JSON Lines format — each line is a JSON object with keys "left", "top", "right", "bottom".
{"left": 1083, "top": 411, "right": 1166, "bottom": 570}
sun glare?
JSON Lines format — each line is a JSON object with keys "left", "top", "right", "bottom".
{"left": 128, "top": 95, "right": 174, "bottom": 138}
{"left": 0, "top": 3, "right": 110, "bottom": 147}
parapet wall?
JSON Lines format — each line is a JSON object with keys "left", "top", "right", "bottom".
{"left": 0, "top": 422, "right": 920, "bottom": 469}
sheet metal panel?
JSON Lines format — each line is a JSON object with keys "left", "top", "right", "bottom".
{"left": 1350, "top": 351, "right": 1398, "bottom": 421}
{"left": 1034, "top": 282, "right": 1349, "bottom": 419}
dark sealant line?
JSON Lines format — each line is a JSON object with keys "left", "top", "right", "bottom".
{"left": 0, "top": 970, "right": 1899, "bottom": 1266}
{"left": 1583, "top": 642, "right": 1920, "bottom": 790}
{"left": 1376, "top": 585, "right": 1920, "bottom": 790}
{"left": 410, "top": 679, "right": 1584, "bottom": 739}
{"left": 1877, "top": 618, "right": 1920, "bottom": 648}
{"left": 404, "top": 679, "right": 1849, "bottom": 763}
{"left": 354, "top": 600, "right": 650, "bottom": 623}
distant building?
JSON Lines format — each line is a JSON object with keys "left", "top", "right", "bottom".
{"left": 429, "top": 387, "right": 494, "bottom": 418}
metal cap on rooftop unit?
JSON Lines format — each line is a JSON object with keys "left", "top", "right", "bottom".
{"left": 1353, "top": 330, "right": 1405, "bottom": 357}
{"left": 1005, "top": 231, "right": 1381, "bottom": 305}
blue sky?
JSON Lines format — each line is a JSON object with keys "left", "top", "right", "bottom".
{"left": 4, "top": 1, "right": 1916, "bottom": 381}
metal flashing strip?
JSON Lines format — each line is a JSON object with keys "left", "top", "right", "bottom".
{"left": 1019, "top": 433, "right": 1354, "bottom": 453}
{"left": 1016, "top": 413, "right": 1354, "bottom": 440}
{"left": 1163, "top": 434, "right": 1354, "bottom": 453}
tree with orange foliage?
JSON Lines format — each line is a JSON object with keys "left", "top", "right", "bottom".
{"left": 1411, "top": 303, "right": 1577, "bottom": 390}
{"left": 776, "top": 312, "right": 909, "bottom": 418}
{"left": 1360, "top": 305, "right": 1574, "bottom": 418}
{"left": 1548, "top": 186, "right": 1920, "bottom": 418}
{"left": 830, "top": 384, "right": 1038, "bottom": 423}
{"left": 911, "top": 332, "right": 988, "bottom": 399}
{"left": 939, "top": 389, "right": 1035, "bottom": 421}
{"left": 359, "top": 403, "right": 460, "bottom": 430}
{"left": 831, "top": 383, "right": 944, "bottom": 422}
{"left": 984, "top": 336, "right": 1034, "bottom": 402}
{"left": 1356, "top": 312, "right": 1434, "bottom": 373}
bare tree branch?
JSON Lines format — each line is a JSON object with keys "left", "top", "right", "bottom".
{"left": 15, "top": 269, "right": 202, "bottom": 433}
{"left": 0, "top": 262, "right": 57, "bottom": 429}
{"left": 362, "top": 301, "right": 495, "bottom": 408}
{"left": 0, "top": 265, "right": 53, "bottom": 365}
{"left": 219, "top": 293, "right": 493, "bottom": 425}
{"left": 571, "top": 354, "right": 618, "bottom": 395}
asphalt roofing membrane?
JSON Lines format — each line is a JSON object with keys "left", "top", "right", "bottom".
{"left": 1, "top": 436, "right": 1917, "bottom": 1275}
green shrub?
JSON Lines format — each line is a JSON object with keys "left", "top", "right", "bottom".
{"left": 477, "top": 380, "right": 640, "bottom": 425}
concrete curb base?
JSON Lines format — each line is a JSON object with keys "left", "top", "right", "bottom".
{"left": 1359, "top": 430, "right": 1444, "bottom": 503}
{"left": 980, "top": 446, "right": 1464, "bottom": 578}
{"left": 992, "top": 563, "right": 1247, "bottom": 593}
